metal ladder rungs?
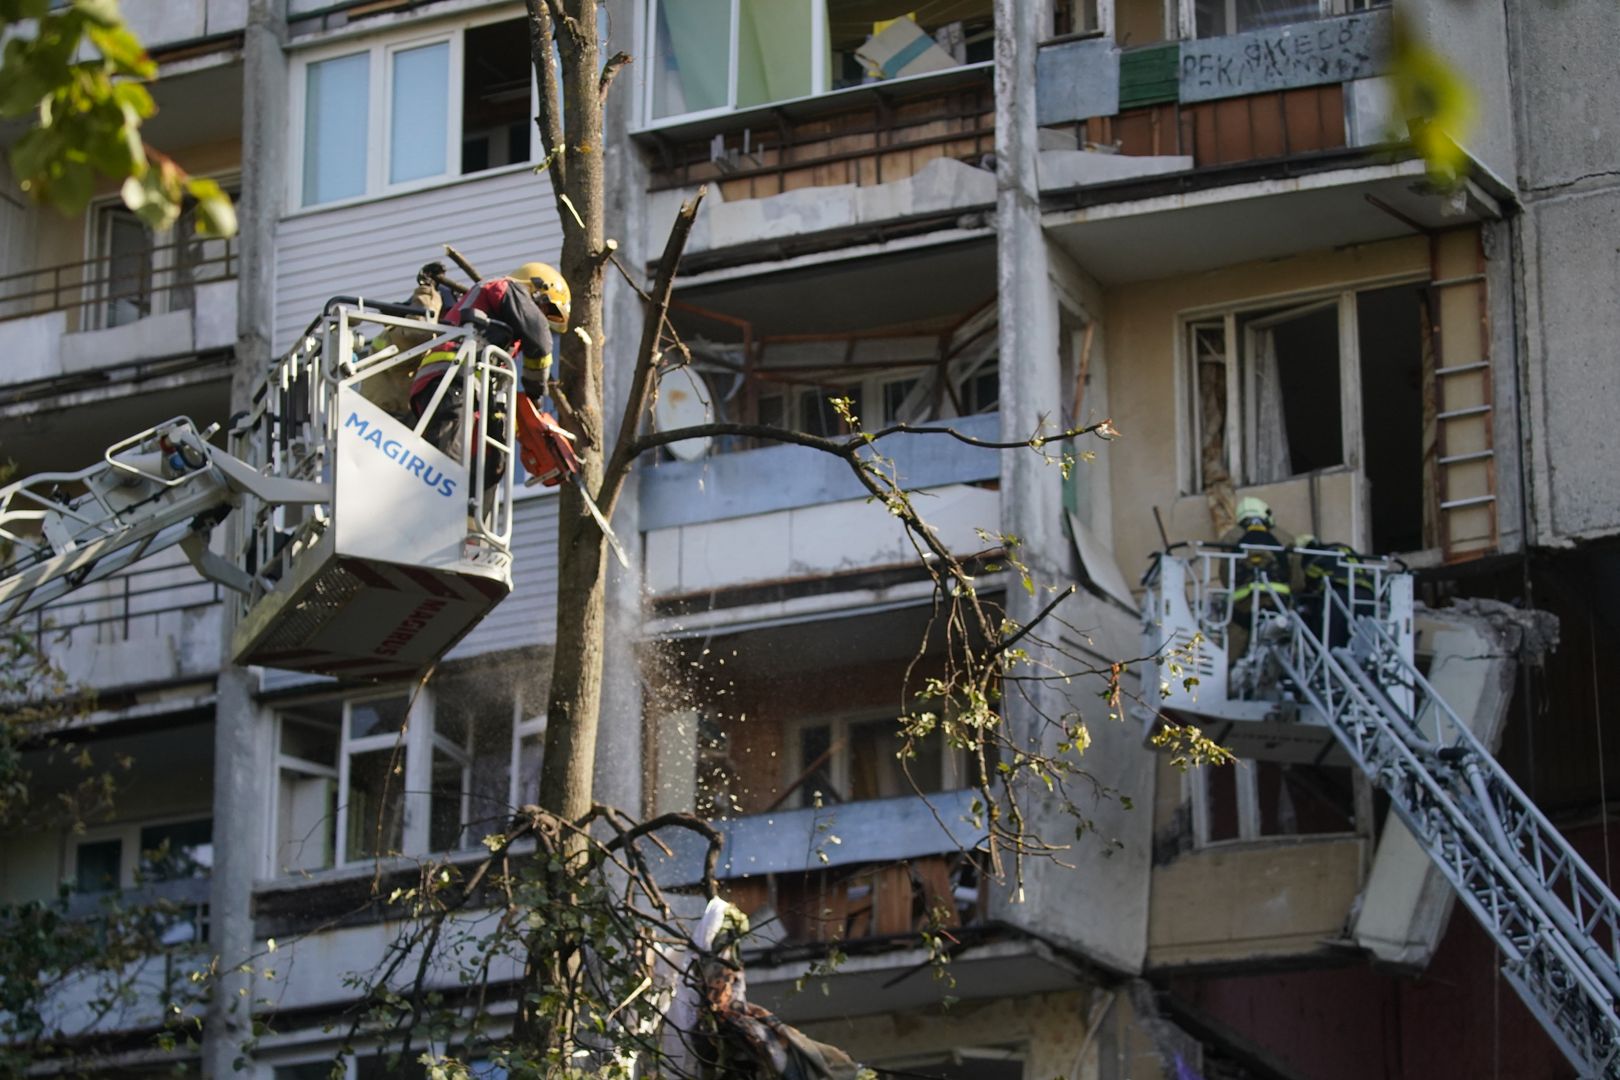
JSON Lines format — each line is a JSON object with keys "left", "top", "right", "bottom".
{"left": 1436, "top": 361, "right": 1490, "bottom": 377}
{"left": 1439, "top": 449, "right": 1496, "bottom": 466}
{"left": 1441, "top": 494, "right": 1498, "bottom": 511}
{"left": 1438, "top": 404, "right": 1494, "bottom": 421}
{"left": 1431, "top": 272, "right": 1488, "bottom": 289}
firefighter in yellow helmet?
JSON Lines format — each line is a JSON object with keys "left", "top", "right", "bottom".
{"left": 1218, "top": 496, "right": 1295, "bottom": 658}
{"left": 408, "top": 261, "right": 572, "bottom": 485}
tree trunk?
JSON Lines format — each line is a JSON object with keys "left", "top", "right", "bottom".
{"left": 539, "top": 0, "right": 609, "bottom": 827}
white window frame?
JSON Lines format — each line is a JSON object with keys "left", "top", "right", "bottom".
{"left": 85, "top": 171, "right": 242, "bottom": 329}
{"left": 510, "top": 706, "right": 546, "bottom": 813}
{"left": 784, "top": 711, "right": 965, "bottom": 807}
{"left": 1187, "top": 760, "right": 1360, "bottom": 847}
{"left": 1174, "top": 0, "right": 1350, "bottom": 40}
{"left": 71, "top": 814, "right": 212, "bottom": 892}
{"left": 288, "top": 12, "right": 535, "bottom": 211}
{"left": 644, "top": 0, "right": 833, "bottom": 125}
{"left": 1177, "top": 278, "right": 1434, "bottom": 496}
{"left": 268, "top": 683, "right": 535, "bottom": 879}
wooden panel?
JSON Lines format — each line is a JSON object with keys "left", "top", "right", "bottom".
{"left": 273, "top": 168, "right": 562, "bottom": 353}
{"left": 1119, "top": 42, "right": 1181, "bottom": 109}
{"left": 1249, "top": 93, "right": 1287, "bottom": 159}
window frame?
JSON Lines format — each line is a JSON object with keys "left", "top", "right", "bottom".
{"left": 1187, "top": 760, "right": 1360, "bottom": 847}
{"left": 288, "top": 12, "right": 534, "bottom": 211}
{"left": 85, "top": 171, "right": 242, "bottom": 330}
{"left": 783, "top": 710, "right": 964, "bottom": 808}
{"left": 1173, "top": 0, "right": 1380, "bottom": 41}
{"left": 644, "top": 0, "right": 832, "bottom": 125}
{"left": 1176, "top": 277, "right": 1426, "bottom": 496}
{"left": 268, "top": 682, "right": 533, "bottom": 879}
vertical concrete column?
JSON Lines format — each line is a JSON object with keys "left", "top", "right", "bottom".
{"left": 205, "top": 0, "right": 285, "bottom": 1073}
{"left": 593, "top": 0, "right": 649, "bottom": 816}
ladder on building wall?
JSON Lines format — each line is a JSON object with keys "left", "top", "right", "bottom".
{"left": 1270, "top": 589, "right": 1620, "bottom": 1078}
{"left": 1427, "top": 228, "right": 1498, "bottom": 561}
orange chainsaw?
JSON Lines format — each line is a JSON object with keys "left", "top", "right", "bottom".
{"left": 514, "top": 397, "right": 628, "bottom": 567}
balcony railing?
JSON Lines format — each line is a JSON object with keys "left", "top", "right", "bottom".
{"left": 27, "top": 549, "right": 222, "bottom": 684}
{"left": 0, "top": 236, "right": 237, "bottom": 329}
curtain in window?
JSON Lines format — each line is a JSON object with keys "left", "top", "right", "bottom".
{"left": 1250, "top": 326, "right": 1293, "bottom": 484}
{"left": 737, "top": 0, "right": 814, "bottom": 107}
{"left": 651, "top": 0, "right": 730, "bottom": 118}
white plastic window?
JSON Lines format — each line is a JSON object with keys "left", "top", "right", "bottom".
{"left": 302, "top": 51, "right": 370, "bottom": 206}
{"left": 389, "top": 41, "right": 452, "bottom": 184}
{"left": 294, "top": 17, "right": 533, "bottom": 208}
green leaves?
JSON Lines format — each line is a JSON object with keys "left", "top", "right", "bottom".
{"left": 1389, "top": 12, "right": 1476, "bottom": 188}
{"left": 1, "top": 2, "right": 237, "bottom": 235}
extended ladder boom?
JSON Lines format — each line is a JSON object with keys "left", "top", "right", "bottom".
{"left": 0, "top": 418, "right": 329, "bottom": 625}
{"left": 1272, "top": 593, "right": 1620, "bottom": 1078}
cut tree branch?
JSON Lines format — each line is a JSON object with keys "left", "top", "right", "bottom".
{"left": 525, "top": 0, "right": 566, "bottom": 190}
{"left": 599, "top": 50, "right": 631, "bottom": 105}
{"left": 598, "top": 185, "right": 707, "bottom": 519}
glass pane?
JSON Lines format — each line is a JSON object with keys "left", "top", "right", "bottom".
{"left": 346, "top": 748, "right": 406, "bottom": 859}
{"left": 391, "top": 41, "right": 450, "bottom": 184}
{"left": 75, "top": 839, "right": 122, "bottom": 894}
{"left": 103, "top": 210, "right": 152, "bottom": 329}
{"left": 849, "top": 717, "right": 942, "bottom": 800}
{"left": 1233, "top": 0, "right": 1319, "bottom": 33}
{"left": 349, "top": 696, "right": 409, "bottom": 740}
{"left": 282, "top": 704, "right": 341, "bottom": 763}
{"left": 139, "top": 819, "right": 213, "bottom": 882}
{"left": 736, "top": 0, "right": 814, "bottom": 107}
{"left": 651, "top": 0, "right": 731, "bottom": 118}
{"left": 796, "top": 723, "right": 837, "bottom": 808}
{"left": 881, "top": 377, "right": 919, "bottom": 424}
{"left": 278, "top": 768, "right": 337, "bottom": 873}
{"left": 1189, "top": 322, "right": 1228, "bottom": 492}
{"left": 462, "top": 19, "right": 532, "bottom": 173}
{"left": 303, "top": 51, "right": 370, "bottom": 205}
{"left": 514, "top": 731, "right": 544, "bottom": 809}
{"left": 431, "top": 748, "right": 466, "bottom": 851}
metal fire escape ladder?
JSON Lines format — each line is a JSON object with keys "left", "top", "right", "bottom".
{"left": 1271, "top": 594, "right": 1620, "bottom": 1079}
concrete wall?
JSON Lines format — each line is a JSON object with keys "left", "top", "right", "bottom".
{"left": 125, "top": 0, "right": 249, "bottom": 50}
{"left": 1103, "top": 235, "right": 1429, "bottom": 575}
{"left": 1508, "top": 1, "right": 1620, "bottom": 546}
{"left": 644, "top": 485, "right": 999, "bottom": 596}
{"left": 1147, "top": 837, "right": 1365, "bottom": 967}
{"left": 1407, "top": 0, "right": 1516, "bottom": 187}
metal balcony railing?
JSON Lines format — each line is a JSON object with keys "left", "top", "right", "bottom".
{"left": 28, "top": 550, "right": 222, "bottom": 661}
{"left": 0, "top": 235, "right": 237, "bottom": 329}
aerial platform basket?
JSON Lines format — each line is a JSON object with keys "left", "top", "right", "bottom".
{"left": 228, "top": 299, "right": 519, "bottom": 680}
{"left": 1139, "top": 542, "right": 1413, "bottom": 764}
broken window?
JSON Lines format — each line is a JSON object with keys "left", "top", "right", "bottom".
{"left": 272, "top": 687, "right": 507, "bottom": 875}
{"left": 1186, "top": 286, "right": 1428, "bottom": 551}
{"left": 1193, "top": 759, "right": 1356, "bottom": 845}
{"left": 1241, "top": 300, "right": 1342, "bottom": 484}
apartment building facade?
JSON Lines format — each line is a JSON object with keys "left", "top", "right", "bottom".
{"left": 2, "top": 0, "right": 1619, "bottom": 1077}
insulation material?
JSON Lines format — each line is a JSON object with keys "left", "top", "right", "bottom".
{"left": 857, "top": 17, "right": 959, "bottom": 80}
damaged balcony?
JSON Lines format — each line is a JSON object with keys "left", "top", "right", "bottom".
{"left": 1035, "top": 6, "right": 1510, "bottom": 285}
{"left": 640, "top": 242, "right": 1002, "bottom": 619}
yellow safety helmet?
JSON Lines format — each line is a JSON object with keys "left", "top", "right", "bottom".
{"left": 1235, "top": 495, "right": 1273, "bottom": 528}
{"left": 511, "top": 261, "right": 570, "bottom": 333}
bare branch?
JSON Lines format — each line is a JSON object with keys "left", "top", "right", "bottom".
{"left": 525, "top": 0, "right": 566, "bottom": 190}
{"left": 599, "top": 50, "right": 632, "bottom": 105}
{"left": 598, "top": 186, "right": 707, "bottom": 518}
